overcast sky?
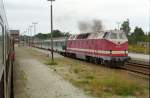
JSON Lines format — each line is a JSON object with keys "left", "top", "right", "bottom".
{"left": 4, "top": 0, "right": 150, "bottom": 34}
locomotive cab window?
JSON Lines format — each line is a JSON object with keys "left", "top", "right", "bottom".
{"left": 109, "top": 32, "right": 127, "bottom": 39}
{"left": 109, "top": 32, "right": 118, "bottom": 39}
{"left": 119, "top": 33, "right": 127, "bottom": 39}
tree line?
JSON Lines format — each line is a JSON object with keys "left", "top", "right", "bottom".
{"left": 120, "top": 19, "right": 149, "bottom": 44}
{"left": 35, "top": 19, "right": 149, "bottom": 44}
{"left": 35, "top": 30, "right": 70, "bottom": 39}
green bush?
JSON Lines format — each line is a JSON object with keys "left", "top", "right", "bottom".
{"left": 89, "top": 75, "right": 143, "bottom": 96}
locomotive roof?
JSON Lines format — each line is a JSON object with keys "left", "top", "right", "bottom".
{"left": 68, "top": 30, "right": 124, "bottom": 40}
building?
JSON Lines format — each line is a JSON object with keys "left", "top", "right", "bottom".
{"left": 9, "top": 30, "right": 20, "bottom": 44}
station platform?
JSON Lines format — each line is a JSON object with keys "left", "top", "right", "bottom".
{"left": 14, "top": 47, "right": 94, "bottom": 98}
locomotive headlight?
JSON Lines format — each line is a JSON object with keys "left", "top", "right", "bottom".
{"left": 125, "top": 50, "right": 128, "bottom": 54}
{"left": 110, "top": 50, "right": 112, "bottom": 54}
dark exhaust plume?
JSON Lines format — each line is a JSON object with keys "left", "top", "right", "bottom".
{"left": 78, "top": 19, "right": 104, "bottom": 33}
{"left": 78, "top": 21, "right": 91, "bottom": 32}
{"left": 92, "top": 19, "right": 103, "bottom": 32}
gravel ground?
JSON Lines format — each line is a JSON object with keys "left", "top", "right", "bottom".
{"left": 14, "top": 47, "right": 95, "bottom": 98}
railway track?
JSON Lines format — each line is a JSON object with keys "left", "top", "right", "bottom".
{"left": 121, "top": 60, "right": 150, "bottom": 76}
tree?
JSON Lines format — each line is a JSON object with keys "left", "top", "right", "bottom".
{"left": 35, "top": 30, "right": 69, "bottom": 39}
{"left": 132, "top": 26, "right": 144, "bottom": 36}
{"left": 120, "top": 19, "right": 131, "bottom": 35}
{"left": 129, "top": 26, "right": 145, "bottom": 43}
{"left": 51, "top": 30, "right": 64, "bottom": 38}
{"left": 35, "top": 33, "right": 49, "bottom": 39}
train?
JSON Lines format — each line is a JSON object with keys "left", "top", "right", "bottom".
{"left": 0, "top": 0, "right": 15, "bottom": 98}
{"left": 34, "top": 30, "right": 130, "bottom": 67}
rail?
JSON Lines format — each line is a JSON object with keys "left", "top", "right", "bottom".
{"left": 121, "top": 60, "right": 150, "bottom": 76}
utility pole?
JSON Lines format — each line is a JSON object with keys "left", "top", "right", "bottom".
{"left": 28, "top": 27, "right": 30, "bottom": 46}
{"left": 23, "top": 31, "right": 26, "bottom": 46}
{"left": 32, "top": 22, "right": 38, "bottom": 47}
{"left": 47, "top": 0, "right": 55, "bottom": 62}
{"left": 28, "top": 26, "right": 32, "bottom": 47}
{"left": 26, "top": 28, "right": 28, "bottom": 46}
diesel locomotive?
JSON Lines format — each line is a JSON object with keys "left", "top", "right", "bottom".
{"left": 35, "top": 30, "right": 129, "bottom": 67}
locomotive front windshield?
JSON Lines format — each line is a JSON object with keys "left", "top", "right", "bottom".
{"left": 109, "top": 32, "right": 127, "bottom": 39}
{"left": 119, "top": 33, "right": 127, "bottom": 39}
{"left": 109, "top": 33, "right": 117, "bottom": 39}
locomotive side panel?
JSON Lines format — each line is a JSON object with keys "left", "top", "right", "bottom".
{"left": 66, "top": 31, "right": 129, "bottom": 66}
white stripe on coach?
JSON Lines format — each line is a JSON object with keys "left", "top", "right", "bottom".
{"left": 67, "top": 48, "right": 127, "bottom": 54}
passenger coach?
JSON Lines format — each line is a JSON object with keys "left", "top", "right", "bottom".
{"left": 0, "top": 0, "right": 14, "bottom": 98}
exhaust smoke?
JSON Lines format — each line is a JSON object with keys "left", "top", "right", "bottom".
{"left": 78, "top": 19, "right": 104, "bottom": 33}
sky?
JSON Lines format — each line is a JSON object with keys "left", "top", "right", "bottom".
{"left": 3, "top": 0, "right": 150, "bottom": 35}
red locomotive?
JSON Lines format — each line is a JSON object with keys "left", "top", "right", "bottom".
{"left": 66, "top": 30, "right": 129, "bottom": 67}
{"left": 35, "top": 30, "right": 129, "bottom": 67}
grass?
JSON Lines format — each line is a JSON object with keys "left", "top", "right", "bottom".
{"left": 94, "top": 75, "right": 142, "bottom": 96}
{"left": 128, "top": 44, "right": 149, "bottom": 54}
{"left": 24, "top": 47, "right": 149, "bottom": 98}
{"left": 21, "top": 70, "right": 27, "bottom": 82}
{"left": 14, "top": 59, "right": 27, "bottom": 85}
{"left": 72, "top": 72, "right": 144, "bottom": 97}
{"left": 45, "top": 60, "right": 58, "bottom": 66}
{"left": 14, "top": 53, "right": 29, "bottom": 98}
{"left": 45, "top": 57, "right": 147, "bottom": 97}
